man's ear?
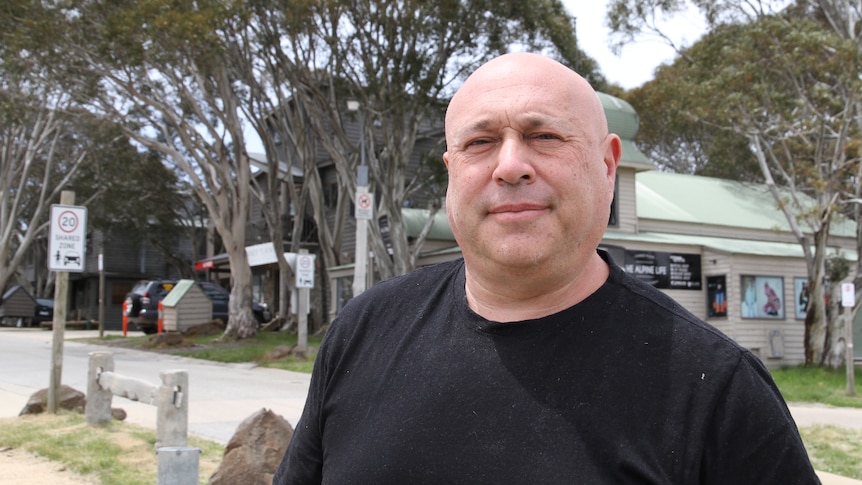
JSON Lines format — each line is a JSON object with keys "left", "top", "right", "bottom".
{"left": 603, "top": 134, "right": 622, "bottom": 177}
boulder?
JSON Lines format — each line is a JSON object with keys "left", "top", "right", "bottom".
{"left": 265, "top": 345, "right": 294, "bottom": 361}
{"left": 148, "top": 331, "right": 184, "bottom": 347}
{"left": 18, "top": 385, "right": 126, "bottom": 421}
{"left": 19, "top": 385, "right": 86, "bottom": 415}
{"left": 209, "top": 408, "right": 294, "bottom": 485}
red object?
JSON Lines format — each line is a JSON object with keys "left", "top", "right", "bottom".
{"left": 195, "top": 259, "right": 215, "bottom": 271}
{"left": 122, "top": 301, "right": 128, "bottom": 337}
{"left": 157, "top": 301, "right": 164, "bottom": 334}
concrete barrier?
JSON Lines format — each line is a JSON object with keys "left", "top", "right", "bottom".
{"left": 86, "top": 351, "right": 198, "bottom": 485}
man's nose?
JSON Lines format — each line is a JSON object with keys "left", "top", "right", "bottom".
{"left": 492, "top": 137, "right": 536, "bottom": 185}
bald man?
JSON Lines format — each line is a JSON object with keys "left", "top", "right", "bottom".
{"left": 274, "top": 53, "right": 818, "bottom": 484}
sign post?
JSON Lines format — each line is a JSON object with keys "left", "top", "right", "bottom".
{"left": 47, "top": 192, "right": 87, "bottom": 413}
{"left": 353, "top": 187, "right": 373, "bottom": 297}
{"left": 842, "top": 283, "right": 856, "bottom": 396}
{"left": 295, "top": 251, "right": 315, "bottom": 355}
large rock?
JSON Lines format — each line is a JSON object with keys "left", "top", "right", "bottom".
{"left": 19, "top": 385, "right": 126, "bottom": 421}
{"left": 209, "top": 408, "right": 294, "bottom": 485}
{"left": 19, "top": 385, "right": 86, "bottom": 415}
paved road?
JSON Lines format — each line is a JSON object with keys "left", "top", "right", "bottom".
{"left": 1, "top": 327, "right": 861, "bottom": 484}
{"left": 0, "top": 327, "right": 311, "bottom": 444}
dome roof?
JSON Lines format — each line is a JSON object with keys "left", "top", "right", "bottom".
{"left": 598, "top": 92, "right": 652, "bottom": 168}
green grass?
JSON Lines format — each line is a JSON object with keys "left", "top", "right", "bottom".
{"left": 84, "top": 329, "right": 321, "bottom": 374}
{"left": 800, "top": 425, "right": 862, "bottom": 480}
{"left": 771, "top": 365, "right": 862, "bottom": 408}
{"left": 0, "top": 412, "right": 223, "bottom": 485}
{"left": 172, "top": 331, "right": 321, "bottom": 373}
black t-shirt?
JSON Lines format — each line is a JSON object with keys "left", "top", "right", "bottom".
{"left": 275, "top": 254, "right": 819, "bottom": 484}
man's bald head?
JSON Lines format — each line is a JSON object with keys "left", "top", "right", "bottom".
{"left": 445, "top": 52, "right": 609, "bottom": 150}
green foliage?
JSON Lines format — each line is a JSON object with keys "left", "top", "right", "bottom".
{"left": 626, "top": 12, "right": 862, "bottom": 191}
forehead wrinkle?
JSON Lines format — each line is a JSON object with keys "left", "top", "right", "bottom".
{"left": 455, "top": 111, "right": 555, "bottom": 138}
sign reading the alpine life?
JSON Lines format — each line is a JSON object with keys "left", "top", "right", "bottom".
{"left": 48, "top": 204, "right": 88, "bottom": 273}
{"left": 624, "top": 250, "right": 702, "bottom": 290}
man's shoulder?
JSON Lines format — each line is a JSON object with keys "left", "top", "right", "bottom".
{"left": 605, "top": 261, "right": 745, "bottom": 353}
{"left": 339, "top": 259, "right": 464, "bottom": 315}
{"left": 363, "top": 259, "right": 463, "bottom": 300}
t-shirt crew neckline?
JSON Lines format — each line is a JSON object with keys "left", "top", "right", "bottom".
{"left": 455, "top": 256, "right": 615, "bottom": 336}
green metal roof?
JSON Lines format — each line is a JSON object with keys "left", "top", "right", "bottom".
{"left": 604, "top": 230, "right": 857, "bottom": 261}
{"left": 636, "top": 171, "right": 857, "bottom": 238}
{"left": 161, "top": 279, "right": 197, "bottom": 308}
{"left": 402, "top": 208, "right": 454, "bottom": 240}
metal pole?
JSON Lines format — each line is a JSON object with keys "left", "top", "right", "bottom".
{"left": 842, "top": 282, "right": 856, "bottom": 396}
{"left": 297, "top": 249, "right": 309, "bottom": 354}
{"left": 352, "top": 104, "right": 369, "bottom": 297}
{"left": 847, "top": 307, "right": 856, "bottom": 396}
{"left": 98, "top": 252, "right": 105, "bottom": 338}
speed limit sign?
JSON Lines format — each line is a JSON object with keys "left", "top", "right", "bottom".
{"left": 48, "top": 204, "right": 87, "bottom": 273}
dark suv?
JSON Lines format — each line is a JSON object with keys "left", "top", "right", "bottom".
{"left": 124, "top": 279, "right": 271, "bottom": 334}
{"left": 197, "top": 281, "right": 271, "bottom": 326}
{"left": 124, "top": 280, "right": 177, "bottom": 334}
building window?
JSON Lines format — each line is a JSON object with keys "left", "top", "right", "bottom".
{"left": 324, "top": 183, "right": 338, "bottom": 210}
{"left": 336, "top": 277, "right": 353, "bottom": 313}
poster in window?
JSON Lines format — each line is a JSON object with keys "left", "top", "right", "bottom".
{"left": 740, "top": 275, "right": 785, "bottom": 319}
{"left": 706, "top": 275, "right": 727, "bottom": 318}
{"left": 794, "top": 277, "right": 810, "bottom": 320}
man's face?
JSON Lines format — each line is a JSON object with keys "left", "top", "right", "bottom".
{"left": 443, "top": 56, "right": 619, "bottom": 274}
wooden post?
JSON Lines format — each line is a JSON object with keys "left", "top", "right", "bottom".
{"left": 48, "top": 190, "right": 74, "bottom": 413}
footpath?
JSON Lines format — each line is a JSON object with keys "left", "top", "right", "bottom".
{"left": 0, "top": 328, "right": 860, "bottom": 484}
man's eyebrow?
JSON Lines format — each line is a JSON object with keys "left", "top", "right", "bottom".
{"left": 452, "top": 119, "right": 494, "bottom": 142}
{"left": 455, "top": 114, "right": 554, "bottom": 137}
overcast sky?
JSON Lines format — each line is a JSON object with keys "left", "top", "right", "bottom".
{"left": 563, "top": 0, "right": 706, "bottom": 89}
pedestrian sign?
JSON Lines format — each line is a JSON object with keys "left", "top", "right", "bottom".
{"left": 48, "top": 204, "right": 87, "bottom": 273}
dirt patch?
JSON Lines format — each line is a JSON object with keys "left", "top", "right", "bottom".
{"left": 0, "top": 447, "right": 99, "bottom": 485}
{"left": 87, "top": 322, "right": 227, "bottom": 355}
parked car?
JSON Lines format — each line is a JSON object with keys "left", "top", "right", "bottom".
{"left": 197, "top": 281, "right": 271, "bottom": 326}
{"left": 31, "top": 298, "right": 54, "bottom": 326}
{"left": 124, "top": 280, "right": 177, "bottom": 334}
{"left": 125, "top": 279, "right": 271, "bottom": 334}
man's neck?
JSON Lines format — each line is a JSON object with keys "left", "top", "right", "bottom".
{"left": 463, "top": 252, "right": 609, "bottom": 323}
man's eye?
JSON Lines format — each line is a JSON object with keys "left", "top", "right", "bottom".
{"left": 464, "top": 139, "right": 494, "bottom": 151}
{"left": 533, "top": 133, "right": 560, "bottom": 141}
